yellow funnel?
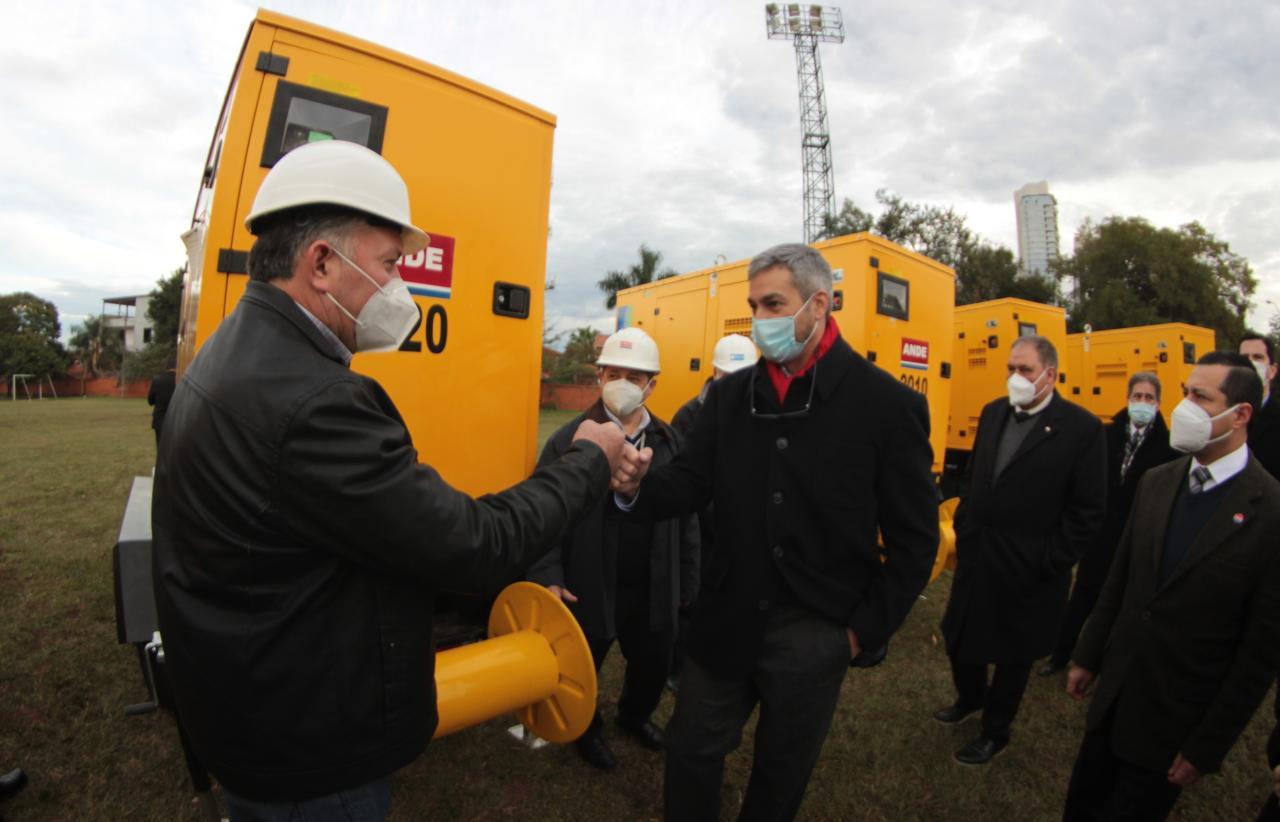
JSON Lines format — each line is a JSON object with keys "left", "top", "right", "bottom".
{"left": 433, "top": 582, "right": 597, "bottom": 742}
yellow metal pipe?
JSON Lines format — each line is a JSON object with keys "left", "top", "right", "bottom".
{"left": 434, "top": 631, "right": 558, "bottom": 738}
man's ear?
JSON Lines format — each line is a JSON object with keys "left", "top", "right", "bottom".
{"left": 813, "top": 289, "right": 831, "bottom": 318}
{"left": 305, "top": 241, "right": 337, "bottom": 293}
{"left": 1236, "top": 403, "right": 1254, "bottom": 428}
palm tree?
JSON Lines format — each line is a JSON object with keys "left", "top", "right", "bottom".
{"left": 597, "top": 244, "right": 679, "bottom": 309}
{"left": 68, "top": 316, "right": 122, "bottom": 376}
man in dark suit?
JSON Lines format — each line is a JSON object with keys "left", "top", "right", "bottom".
{"left": 529, "top": 327, "right": 699, "bottom": 772}
{"left": 937, "top": 335, "right": 1106, "bottom": 765}
{"left": 146, "top": 358, "right": 177, "bottom": 449}
{"left": 1064, "top": 352, "right": 1280, "bottom": 820}
{"left": 614, "top": 242, "right": 938, "bottom": 821}
{"left": 1240, "top": 331, "right": 1280, "bottom": 822}
{"left": 1040, "top": 372, "right": 1177, "bottom": 676}
{"left": 1240, "top": 331, "right": 1280, "bottom": 479}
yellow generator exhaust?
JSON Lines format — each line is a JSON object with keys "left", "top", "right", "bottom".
{"left": 433, "top": 582, "right": 597, "bottom": 742}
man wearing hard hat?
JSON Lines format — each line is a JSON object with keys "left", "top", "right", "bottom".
{"left": 671, "top": 333, "right": 759, "bottom": 437}
{"left": 529, "top": 327, "right": 699, "bottom": 772}
{"left": 151, "top": 140, "right": 628, "bottom": 818}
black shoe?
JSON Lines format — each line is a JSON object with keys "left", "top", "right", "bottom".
{"left": 575, "top": 735, "right": 618, "bottom": 771}
{"left": 1037, "top": 660, "right": 1067, "bottom": 677}
{"left": 0, "top": 768, "right": 26, "bottom": 799}
{"left": 616, "top": 716, "right": 665, "bottom": 751}
{"left": 933, "top": 702, "right": 981, "bottom": 725}
{"left": 953, "top": 735, "right": 1008, "bottom": 766}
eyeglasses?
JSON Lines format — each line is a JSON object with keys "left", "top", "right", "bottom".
{"left": 749, "top": 360, "right": 817, "bottom": 420}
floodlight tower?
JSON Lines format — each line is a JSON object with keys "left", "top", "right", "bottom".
{"left": 765, "top": 4, "right": 845, "bottom": 244}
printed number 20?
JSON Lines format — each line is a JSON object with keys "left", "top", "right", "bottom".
{"left": 398, "top": 304, "right": 448, "bottom": 354}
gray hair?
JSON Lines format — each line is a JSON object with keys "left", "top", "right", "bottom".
{"left": 247, "top": 205, "right": 373, "bottom": 283}
{"left": 1127, "top": 371, "right": 1161, "bottom": 400}
{"left": 1010, "top": 334, "right": 1059, "bottom": 369}
{"left": 747, "top": 243, "right": 833, "bottom": 302}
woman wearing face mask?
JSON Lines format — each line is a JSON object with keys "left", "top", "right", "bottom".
{"left": 527, "top": 327, "right": 700, "bottom": 772}
{"left": 1040, "top": 372, "right": 1177, "bottom": 677}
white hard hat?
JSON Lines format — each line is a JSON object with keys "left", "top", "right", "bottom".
{"left": 712, "top": 334, "right": 758, "bottom": 373}
{"left": 596, "top": 327, "right": 660, "bottom": 374}
{"left": 245, "top": 140, "right": 431, "bottom": 255}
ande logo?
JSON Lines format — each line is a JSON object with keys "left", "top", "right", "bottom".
{"left": 900, "top": 338, "right": 929, "bottom": 371}
{"left": 397, "top": 233, "right": 456, "bottom": 299}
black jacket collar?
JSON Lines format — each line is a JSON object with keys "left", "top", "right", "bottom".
{"left": 241, "top": 281, "right": 349, "bottom": 366}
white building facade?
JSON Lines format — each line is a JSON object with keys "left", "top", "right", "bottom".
{"left": 102, "top": 295, "right": 156, "bottom": 352}
{"left": 1014, "top": 181, "right": 1060, "bottom": 279}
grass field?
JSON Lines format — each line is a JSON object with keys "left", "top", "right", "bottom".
{"left": 0, "top": 398, "right": 1274, "bottom": 819}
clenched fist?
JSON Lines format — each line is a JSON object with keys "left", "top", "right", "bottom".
{"left": 611, "top": 445, "right": 653, "bottom": 497}
{"left": 572, "top": 419, "right": 628, "bottom": 476}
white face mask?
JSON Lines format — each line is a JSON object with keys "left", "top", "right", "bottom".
{"left": 326, "top": 248, "right": 419, "bottom": 353}
{"left": 602, "top": 379, "right": 648, "bottom": 417}
{"left": 1007, "top": 368, "right": 1050, "bottom": 408}
{"left": 1168, "top": 397, "right": 1240, "bottom": 454}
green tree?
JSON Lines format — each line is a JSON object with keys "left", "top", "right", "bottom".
{"left": 597, "top": 244, "right": 678, "bottom": 310}
{"left": 147, "top": 265, "right": 185, "bottom": 348}
{"left": 0, "top": 292, "right": 68, "bottom": 377}
{"left": 1057, "top": 217, "right": 1255, "bottom": 343}
{"left": 547, "top": 326, "right": 600, "bottom": 384}
{"left": 69, "top": 315, "right": 123, "bottom": 377}
{"left": 121, "top": 265, "right": 187, "bottom": 380}
{"left": 820, "top": 189, "right": 1056, "bottom": 307}
{"left": 956, "top": 244, "right": 1059, "bottom": 306}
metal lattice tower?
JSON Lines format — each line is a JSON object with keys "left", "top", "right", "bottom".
{"left": 766, "top": 4, "right": 844, "bottom": 243}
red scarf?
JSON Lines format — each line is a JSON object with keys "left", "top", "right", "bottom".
{"left": 765, "top": 316, "right": 840, "bottom": 404}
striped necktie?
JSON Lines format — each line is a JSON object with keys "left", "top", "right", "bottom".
{"left": 1189, "top": 465, "right": 1212, "bottom": 495}
{"left": 1120, "top": 426, "right": 1147, "bottom": 480}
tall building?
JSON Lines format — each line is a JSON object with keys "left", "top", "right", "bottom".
{"left": 1014, "top": 182, "right": 1060, "bottom": 279}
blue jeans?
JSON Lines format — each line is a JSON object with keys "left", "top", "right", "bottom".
{"left": 225, "top": 780, "right": 391, "bottom": 822}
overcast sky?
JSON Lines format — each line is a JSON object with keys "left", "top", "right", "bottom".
{"left": 2, "top": 0, "right": 1277, "bottom": 344}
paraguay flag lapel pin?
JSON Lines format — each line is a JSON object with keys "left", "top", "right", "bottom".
{"left": 1233, "top": 512, "right": 1245, "bottom": 525}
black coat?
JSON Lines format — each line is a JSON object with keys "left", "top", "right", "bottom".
{"left": 670, "top": 382, "right": 708, "bottom": 439}
{"left": 1249, "top": 395, "right": 1280, "bottom": 481}
{"left": 670, "top": 386, "right": 717, "bottom": 576}
{"left": 1074, "top": 455, "right": 1280, "bottom": 774}
{"left": 153, "top": 282, "right": 608, "bottom": 801}
{"left": 147, "top": 369, "right": 176, "bottom": 432}
{"left": 629, "top": 334, "right": 938, "bottom": 677}
{"left": 941, "top": 393, "right": 1106, "bottom": 664}
{"left": 1075, "top": 408, "right": 1177, "bottom": 593}
{"left": 527, "top": 401, "right": 699, "bottom": 639}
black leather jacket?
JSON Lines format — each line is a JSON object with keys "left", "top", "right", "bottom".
{"left": 152, "top": 282, "right": 608, "bottom": 801}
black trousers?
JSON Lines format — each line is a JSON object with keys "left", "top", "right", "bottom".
{"left": 1051, "top": 582, "right": 1101, "bottom": 668}
{"left": 583, "top": 581, "right": 674, "bottom": 737}
{"left": 949, "top": 658, "right": 1032, "bottom": 743}
{"left": 1063, "top": 710, "right": 1181, "bottom": 821}
{"left": 664, "top": 605, "right": 850, "bottom": 822}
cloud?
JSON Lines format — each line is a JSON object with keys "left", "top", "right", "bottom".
{"left": 2, "top": 0, "right": 1278, "bottom": 347}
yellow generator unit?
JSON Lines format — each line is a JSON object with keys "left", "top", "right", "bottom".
{"left": 615, "top": 233, "right": 956, "bottom": 474}
{"left": 179, "top": 10, "right": 554, "bottom": 496}
{"left": 1063, "top": 323, "right": 1216, "bottom": 423}
{"left": 947, "top": 298, "right": 1067, "bottom": 455}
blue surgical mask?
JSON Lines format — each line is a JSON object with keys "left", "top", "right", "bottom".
{"left": 752, "top": 292, "right": 819, "bottom": 364}
{"left": 1128, "top": 401, "right": 1156, "bottom": 426}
